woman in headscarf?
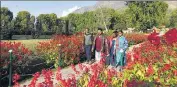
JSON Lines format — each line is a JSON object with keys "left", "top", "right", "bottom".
{"left": 115, "top": 30, "right": 128, "bottom": 71}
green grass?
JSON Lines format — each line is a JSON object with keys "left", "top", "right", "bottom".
{"left": 2, "top": 39, "right": 50, "bottom": 51}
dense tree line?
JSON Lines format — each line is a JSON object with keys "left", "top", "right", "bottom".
{"left": 1, "top": 8, "right": 64, "bottom": 39}
{"left": 63, "top": 1, "right": 176, "bottom": 33}
{"left": 1, "top": 1, "right": 177, "bottom": 39}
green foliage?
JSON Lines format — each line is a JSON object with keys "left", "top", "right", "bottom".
{"left": 112, "top": 11, "right": 128, "bottom": 30}
{"left": 15, "top": 11, "right": 32, "bottom": 34}
{"left": 170, "top": 8, "right": 177, "bottom": 28}
{"left": 1, "top": 7, "right": 13, "bottom": 39}
{"left": 68, "top": 8, "right": 116, "bottom": 33}
{"left": 95, "top": 8, "right": 116, "bottom": 30}
{"left": 126, "top": 1, "right": 168, "bottom": 32}
{"left": 35, "top": 13, "right": 63, "bottom": 35}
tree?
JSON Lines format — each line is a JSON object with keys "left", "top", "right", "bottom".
{"left": 126, "top": 1, "right": 168, "bottom": 32}
{"left": 36, "top": 14, "right": 49, "bottom": 35}
{"left": 83, "top": 11, "right": 98, "bottom": 32}
{"left": 95, "top": 8, "right": 116, "bottom": 31}
{"left": 15, "top": 11, "right": 31, "bottom": 34}
{"left": 1, "top": 7, "right": 13, "bottom": 39}
{"left": 29, "top": 16, "right": 36, "bottom": 38}
{"left": 67, "top": 13, "right": 82, "bottom": 33}
{"left": 55, "top": 18, "right": 64, "bottom": 34}
{"left": 112, "top": 11, "right": 128, "bottom": 30}
{"left": 49, "top": 13, "right": 58, "bottom": 32}
{"left": 67, "top": 9, "right": 116, "bottom": 34}
{"left": 35, "top": 13, "right": 63, "bottom": 36}
{"left": 29, "top": 16, "right": 35, "bottom": 31}
{"left": 170, "top": 8, "right": 177, "bottom": 28}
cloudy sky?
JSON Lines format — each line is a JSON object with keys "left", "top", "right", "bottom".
{"left": 1, "top": 1, "right": 97, "bottom": 18}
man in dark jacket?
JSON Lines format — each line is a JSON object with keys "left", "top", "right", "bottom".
{"left": 92, "top": 28, "right": 108, "bottom": 62}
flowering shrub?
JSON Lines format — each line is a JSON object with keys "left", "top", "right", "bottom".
{"left": 164, "top": 28, "right": 177, "bottom": 45}
{"left": 125, "top": 33, "right": 148, "bottom": 45}
{"left": 0, "top": 41, "right": 31, "bottom": 71}
{"left": 17, "top": 56, "right": 177, "bottom": 87}
{"left": 131, "top": 41, "right": 177, "bottom": 64}
{"left": 131, "top": 28, "right": 177, "bottom": 64}
{"left": 125, "top": 28, "right": 177, "bottom": 86}
{"left": 14, "top": 28, "right": 177, "bottom": 86}
{"left": 0, "top": 41, "right": 32, "bottom": 68}
{"left": 0, "top": 41, "right": 32, "bottom": 86}
{"left": 148, "top": 32, "right": 160, "bottom": 46}
{"left": 36, "top": 33, "right": 84, "bottom": 67}
{"left": 28, "top": 72, "right": 40, "bottom": 87}
{"left": 13, "top": 73, "right": 20, "bottom": 87}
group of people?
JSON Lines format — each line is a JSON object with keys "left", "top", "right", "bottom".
{"left": 83, "top": 27, "right": 128, "bottom": 71}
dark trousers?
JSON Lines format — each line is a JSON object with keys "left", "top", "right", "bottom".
{"left": 85, "top": 45, "right": 92, "bottom": 61}
{"left": 106, "top": 55, "right": 116, "bottom": 66}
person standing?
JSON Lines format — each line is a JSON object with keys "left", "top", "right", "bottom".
{"left": 92, "top": 28, "right": 108, "bottom": 62}
{"left": 84, "top": 28, "right": 93, "bottom": 64}
{"left": 108, "top": 30, "right": 118, "bottom": 67}
{"left": 115, "top": 30, "right": 128, "bottom": 71}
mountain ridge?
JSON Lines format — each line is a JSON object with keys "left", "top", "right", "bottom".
{"left": 73, "top": 1, "right": 177, "bottom": 14}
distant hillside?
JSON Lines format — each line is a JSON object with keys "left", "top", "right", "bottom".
{"left": 73, "top": 1, "right": 177, "bottom": 14}
{"left": 73, "top": 1, "right": 126, "bottom": 14}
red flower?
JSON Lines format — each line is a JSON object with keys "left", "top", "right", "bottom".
{"left": 148, "top": 32, "right": 160, "bottom": 45}
{"left": 133, "top": 53, "right": 140, "bottom": 60}
{"left": 84, "top": 66, "right": 89, "bottom": 73}
{"left": 60, "top": 79, "right": 69, "bottom": 87}
{"left": 56, "top": 67, "right": 62, "bottom": 81}
{"left": 29, "top": 72, "right": 40, "bottom": 87}
{"left": 123, "top": 79, "right": 129, "bottom": 87}
{"left": 13, "top": 73, "right": 20, "bottom": 82}
{"left": 42, "top": 69, "right": 53, "bottom": 87}
{"left": 146, "top": 65, "right": 154, "bottom": 76}
{"left": 162, "top": 64, "right": 171, "bottom": 71}
{"left": 97, "top": 80, "right": 107, "bottom": 87}
{"left": 173, "top": 70, "right": 177, "bottom": 76}
{"left": 164, "top": 28, "right": 177, "bottom": 44}
{"left": 13, "top": 73, "right": 20, "bottom": 87}
{"left": 78, "top": 63, "right": 83, "bottom": 71}
{"left": 71, "top": 64, "right": 80, "bottom": 74}
{"left": 125, "top": 62, "right": 134, "bottom": 70}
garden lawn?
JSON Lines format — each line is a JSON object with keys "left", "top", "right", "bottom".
{"left": 1, "top": 39, "right": 50, "bottom": 52}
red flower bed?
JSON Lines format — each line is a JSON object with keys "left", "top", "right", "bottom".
{"left": 164, "top": 28, "right": 177, "bottom": 45}
{"left": 0, "top": 41, "right": 32, "bottom": 86}
{"left": 131, "top": 41, "right": 177, "bottom": 65}
{"left": 148, "top": 32, "right": 160, "bottom": 46}
{"left": 125, "top": 33, "right": 148, "bottom": 45}
{"left": 130, "top": 28, "right": 177, "bottom": 64}
{"left": 146, "top": 64, "right": 154, "bottom": 76}
{"left": 0, "top": 41, "right": 31, "bottom": 68}
{"left": 36, "top": 33, "right": 84, "bottom": 67}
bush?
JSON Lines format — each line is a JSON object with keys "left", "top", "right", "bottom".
{"left": 125, "top": 33, "right": 148, "bottom": 45}
{"left": 36, "top": 33, "right": 84, "bottom": 68}
{"left": 0, "top": 41, "right": 32, "bottom": 86}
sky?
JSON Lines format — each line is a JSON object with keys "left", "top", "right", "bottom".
{"left": 1, "top": 1, "right": 97, "bottom": 18}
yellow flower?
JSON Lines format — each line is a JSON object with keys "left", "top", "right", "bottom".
{"left": 137, "top": 70, "right": 143, "bottom": 76}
